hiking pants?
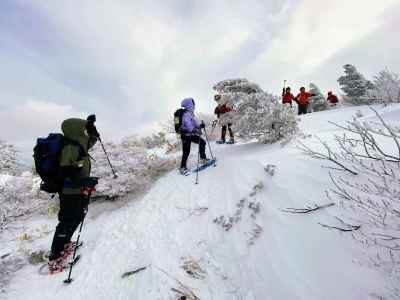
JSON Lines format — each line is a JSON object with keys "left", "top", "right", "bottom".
{"left": 298, "top": 104, "right": 308, "bottom": 115}
{"left": 181, "top": 135, "right": 206, "bottom": 169}
{"left": 221, "top": 124, "right": 234, "bottom": 142}
{"left": 49, "top": 194, "right": 87, "bottom": 260}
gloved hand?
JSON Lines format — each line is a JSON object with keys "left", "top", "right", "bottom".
{"left": 200, "top": 122, "right": 206, "bottom": 129}
{"left": 86, "top": 115, "right": 100, "bottom": 138}
{"left": 81, "top": 177, "right": 99, "bottom": 188}
{"left": 87, "top": 114, "right": 96, "bottom": 123}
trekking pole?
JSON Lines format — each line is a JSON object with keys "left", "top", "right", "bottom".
{"left": 210, "top": 120, "right": 218, "bottom": 137}
{"left": 98, "top": 137, "right": 118, "bottom": 178}
{"left": 63, "top": 192, "right": 91, "bottom": 284}
{"left": 201, "top": 121, "right": 216, "bottom": 167}
{"left": 195, "top": 144, "right": 200, "bottom": 185}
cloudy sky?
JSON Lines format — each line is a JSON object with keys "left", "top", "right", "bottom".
{"left": 1, "top": 0, "right": 399, "bottom": 158}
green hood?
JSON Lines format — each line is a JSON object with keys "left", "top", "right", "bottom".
{"left": 61, "top": 118, "right": 89, "bottom": 151}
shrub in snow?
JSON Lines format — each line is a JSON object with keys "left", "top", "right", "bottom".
{"left": 213, "top": 78, "right": 298, "bottom": 143}
{"left": 140, "top": 132, "right": 168, "bottom": 149}
{"left": 91, "top": 136, "right": 176, "bottom": 199}
{"left": 338, "top": 64, "right": 374, "bottom": 105}
{"left": 0, "top": 172, "right": 46, "bottom": 230}
{"left": 373, "top": 68, "right": 400, "bottom": 103}
{"left": 0, "top": 141, "right": 20, "bottom": 175}
{"left": 309, "top": 83, "right": 328, "bottom": 112}
{"left": 299, "top": 107, "right": 400, "bottom": 285}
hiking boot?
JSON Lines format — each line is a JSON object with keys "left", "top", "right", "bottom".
{"left": 48, "top": 257, "right": 66, "bottom": 274}
{"left": 216, "top": 140, "right": 225, "bottom": 144}
{"left": 226, "top": 139, "right": 235, "bottom": 144}
{"left": 179, "top": 167, "right": 190, "bottom": 176}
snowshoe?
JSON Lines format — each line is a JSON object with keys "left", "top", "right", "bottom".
{"left": 39, "top": 255, "right": 81, "bottom": 276}
{"left": 226, "top": 140, "right": 235, "bottom": 144}
{"left": 38, "top": 241, "right": 83, "bottom": 275}
{"left": 216, "top": 140, "right": 225, "bottom": 144}
{"left": 48, "top": 257, "right": 67, "bottom": 274}
{"left": 193, "top": 158, "right": 217, "bottom": 173}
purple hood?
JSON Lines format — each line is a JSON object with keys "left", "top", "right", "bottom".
{"left": 181, "top": 98, "right": 195, "bottom": 112}
{"left": 180, "top": 97, "right": 199, "bottom": 134}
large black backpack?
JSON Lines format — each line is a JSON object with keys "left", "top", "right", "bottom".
{"left": 33, "top": 134, "right": 84, "bottom": 193}
{"left": 174, "top": 108, "right": 186, "bottom": 133}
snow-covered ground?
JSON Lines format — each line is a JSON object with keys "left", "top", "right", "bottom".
{"left": 2, "top": 104, "right": 399, "bottom": 299}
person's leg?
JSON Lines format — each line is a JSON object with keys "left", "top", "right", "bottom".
{"left": 49, "top": 195, "right": 81, "bottom": 260}
{"left": 191, "top": 135, "right": 206, "bottom": 159}
{"left": 298, "top": 105, "right": 302, "bottom": 115}
{"left": 221, "top": 125, "right": 227, "bottom": 142}
{"left": 299, "top": 105, "right": 306, "bottom": 115}
{"left": 228, "top": 124, "right": 234, "bottom": 141}
{"left": 180, "top": 135, "right": 191, "bottom": 169}
{"left": 65, "top": 195, "right": 85, "bottom": 243}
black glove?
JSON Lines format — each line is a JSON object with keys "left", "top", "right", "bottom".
{"left": 80, "top": 177, "right": 99, "bottom": 188}
{"left": 87, "top": 114, "right": 96, "bottom": 123}
{"left": 86, "top": 123, "right": 100, "bottom": 138}
{"left": 200, "top": 122, "right": 206, "bottom": 129}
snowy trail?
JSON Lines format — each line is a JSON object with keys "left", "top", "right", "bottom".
{"left": 4, "top": 105, "right": 394, "bottom": 300}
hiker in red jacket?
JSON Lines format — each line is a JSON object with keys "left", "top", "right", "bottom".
{"left": 214, "top": 94, "right": 234, "bottom": 144}
{"left": 327, "top": 91, "right": 339, "bottom": 106}
{"left": 295, "top": 87, "right": 313, "bottom": 115}
{"left": 282, "top": 87, "right": 295, "bottom": 107}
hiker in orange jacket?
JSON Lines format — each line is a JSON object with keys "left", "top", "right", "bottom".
{"left": 295, "top": 87, "right": 313, "bottom": 115}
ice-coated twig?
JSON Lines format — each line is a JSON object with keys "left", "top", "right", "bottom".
{"left": 280, "top": 202, "right": 335, "bottom": 214}
{"left": 121, "top": 266, "right": 147, "bottom": 278}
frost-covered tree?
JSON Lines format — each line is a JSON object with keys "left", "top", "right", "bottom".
{"left": 90, "top": 136, "right": 176, "bottom": 199}
{"left": 299, "top": 107, "right": 400, "bottom": 293}
{"left": 0, "top": 141, "right": 20, "bottom": 175}
{"left": 338, "top": 64, "right": 374, "bottom": 105}
{"left": 373, "top": 68, "right": 400, "bottom": 103}
{"left": 213, "top": 79, "right": 298, "bottom": 143}
{"left": 309, "top": 83, "right": 328, "bottom": 112}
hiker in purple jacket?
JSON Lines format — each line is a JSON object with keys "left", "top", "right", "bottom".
{"left": 179, "top": 98, "right": 209, "bottom": 175}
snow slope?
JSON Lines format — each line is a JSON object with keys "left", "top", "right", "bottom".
{"left": 3, "top": 104, "right": 399, "bottom": 300}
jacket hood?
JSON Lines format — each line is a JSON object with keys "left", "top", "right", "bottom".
{"left": 181, "top": 98, "right": 195, "bottom": 112}
{"left": 61, "top": 118, "right": 89, "bottom": 151}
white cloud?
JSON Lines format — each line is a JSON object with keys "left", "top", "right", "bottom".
{"left": 1, "top": 0, "right": 400, "bottom": 158}
{"left": 0, "top": 99, "right": 86, "bottom": 142}
{"left": 246, "top": 0, "right": 400, "bottom": 91}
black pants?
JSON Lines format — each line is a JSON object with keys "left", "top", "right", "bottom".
{"left": 298, "top": 104, "right": 308, "bottom": 115}
{"left": 49, "top": 194, "right": 87, "bottom": 260}
{"left": 181, "top": 135, "right": 206, "bottom": 168}
{"left": 221, "top": 124, "right": 234, "bottom": 141}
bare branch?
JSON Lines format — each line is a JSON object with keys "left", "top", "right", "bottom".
{"left": 318, "top": 222, "right": 361, "bottom": 232}
{"left": 280, "top": 202, "right": 335, "bottom": 214}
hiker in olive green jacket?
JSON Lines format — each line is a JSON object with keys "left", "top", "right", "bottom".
{"left": 48, "top": 115, "right": 99, "bottom": 272}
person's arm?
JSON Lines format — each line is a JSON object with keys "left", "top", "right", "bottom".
{"left": 58, "top": 145, "right": 85, "bottom": 187}
{"left": 214, "top": 106, "right": 220, "bottom": 118}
